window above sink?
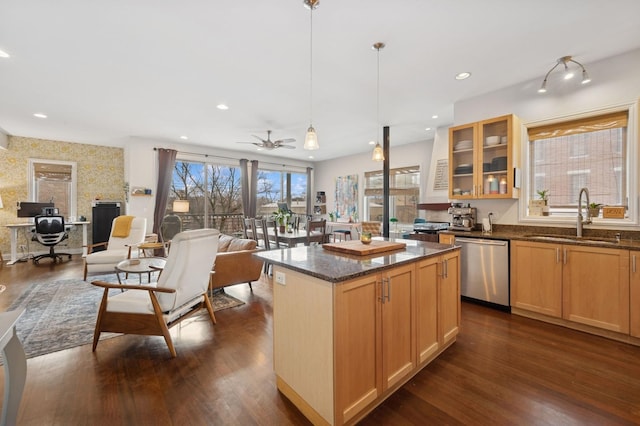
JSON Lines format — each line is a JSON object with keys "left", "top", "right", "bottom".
{"left": 518, "top": 102, "right": 639, "bottom": 228}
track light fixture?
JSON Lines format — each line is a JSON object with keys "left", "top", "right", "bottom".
{"left": 538, "top": 56, "right": 591, "bottom": 93}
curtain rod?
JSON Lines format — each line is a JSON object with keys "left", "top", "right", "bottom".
{"left": 153, "top": 147, "right": 311, "bottom": 170}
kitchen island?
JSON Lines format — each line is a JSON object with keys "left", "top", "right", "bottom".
{"left": 255, "top": 239, "right": 460, "bottom": 426}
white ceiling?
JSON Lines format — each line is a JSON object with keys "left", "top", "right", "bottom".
{"left": 2, "top": 0, "right": 640, "bottom": 161}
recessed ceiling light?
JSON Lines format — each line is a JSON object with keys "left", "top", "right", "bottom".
{"left": 33, "top": 113, "right": 47, "bottom": 118}
{"left": 0, "top": 50, "right": 9, "bottom": 58}
{"left": 425, "top": 127, "right": 432, "bottom": 131}
{"left": 216, "top": 104, "right": 229, "bottom": 110}
{"left": 256, "top": 147, "right": 263, "bottom": 151}
{"left": 180, "top": 135, "right": 188, "bottom": 140}
{"left": 308, "top": 155, "right": 314, "bottom": 159}
{"left": 368, "top": 140, "right": 376, "bottom": 145}
{"left": 455, "top": 72, "right": 471, "bottom": 80}
{"left": 432, "top": 115, "right": 438, "bottom": 119}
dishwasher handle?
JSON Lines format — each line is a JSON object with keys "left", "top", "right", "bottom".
{"left": 455, "top": 237, "right": 508, "bottom": 247}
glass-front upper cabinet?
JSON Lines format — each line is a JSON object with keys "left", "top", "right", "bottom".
{"left": 449, "top": 114, "right": 520, "bottom": 199}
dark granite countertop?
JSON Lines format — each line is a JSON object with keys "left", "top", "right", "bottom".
{"left": 440, "top": 225, "right": 640, "bottom": 250}
{"left": 254, "top": 238, "right": 459, "bottom": 283}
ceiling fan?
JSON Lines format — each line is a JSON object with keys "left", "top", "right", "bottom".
{"left": 237, "top": 130, "right": 296, "bottom": 150}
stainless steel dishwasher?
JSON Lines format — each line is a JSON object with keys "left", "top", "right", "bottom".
{"left": 455, "top": 237, "right": 510, "bottom": 309}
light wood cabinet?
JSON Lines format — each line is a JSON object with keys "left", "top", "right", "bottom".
{"left": 511, "top": 241, "right": 630, "bottom": 334}
{"left": 415, "top": 250, "right": 460, "bottom": 364}
{"left": 563, "top": 245, "right": 629, "bottom": 333}
{"left": 335, "top": 264, "right": 415, "bottom": 424}
{"left": 511, "top": 240, "right": 563, "bottom": 317}
{"left": 449, "top": 114, "right": 520, "bottom": 199}
{"left": 630, "top": 251, "right": 640, "bottom": 338}
{"left": 272, "top": 248, "right": 460, "bottom": 426}
{"left": 438, "top": 233, "right": 455, "bottom": 245}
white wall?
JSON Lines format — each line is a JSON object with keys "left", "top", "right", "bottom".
{"left": 430, "top": 47, "right": 640, "bottom": 225}
{"left": 314, "top": 138, "right": 434, "bottom": 221}
{"left": 124, "top": 137, "right": 312, "bottom": 233}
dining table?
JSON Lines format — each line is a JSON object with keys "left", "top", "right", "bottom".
{"left": 257, "top": 228, "right": 315, "bottom": 248}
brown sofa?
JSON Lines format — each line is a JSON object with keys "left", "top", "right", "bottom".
{"left": 209, "top": 234, "right": 264, "bottom": 291}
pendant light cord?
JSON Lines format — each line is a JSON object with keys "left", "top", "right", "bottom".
{"left": 309, "top": 6, "right": 314, "bottom": 125}
{"left": 376, "top": 46, "right": 380, "bottom": 142}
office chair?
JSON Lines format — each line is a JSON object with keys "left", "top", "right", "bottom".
{"left": 32, "top": 215, "right": 72, "bottom": 264}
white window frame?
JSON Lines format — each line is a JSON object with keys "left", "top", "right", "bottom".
{"left": 519, "top": 102, "right": 638, "bottom": 228}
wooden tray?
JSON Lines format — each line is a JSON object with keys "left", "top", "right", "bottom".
{"left": 322, "top": 240, "right": 406, "bottom": 256}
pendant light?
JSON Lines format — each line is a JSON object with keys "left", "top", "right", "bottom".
{"left": 372, "top": 42, "right": 385, "bottom": 161}
{"left": 303, "top": 0, "right": 319, "bottom": 150}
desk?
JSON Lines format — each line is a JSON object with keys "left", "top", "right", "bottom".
{"left": 0, "top": 309, "right": 27, "bottom": 426}
{"left": 5, "top": 221, "right": 90, "bottom": 265}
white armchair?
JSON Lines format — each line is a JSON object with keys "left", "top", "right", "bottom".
{"left": 83, "top": 216, "right": 147, "bottom": 280}
{"left": 91, "top": 228, "right": 220, "bottom": 357}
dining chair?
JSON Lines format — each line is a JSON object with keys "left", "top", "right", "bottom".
{"left": 256, "top": 218, "right": 271, "bottom": 251}
{"left": 306, "top": 219, "right": 328, "bottom": 245}
{"left": 265, "top": 218, "right": 281, "bottom": 249}
{"left": 243, "top": 217, "right": 258, "bottom": 242}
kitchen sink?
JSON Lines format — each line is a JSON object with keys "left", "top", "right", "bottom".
{"left": 524, "top": 234, "right": 620, "bottom": 245}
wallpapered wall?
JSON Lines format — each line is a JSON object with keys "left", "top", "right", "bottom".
{"left": 0, "top": 136, "right": 125, "bottom": 258}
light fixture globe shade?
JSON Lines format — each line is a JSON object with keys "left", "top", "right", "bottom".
{"left": 173, "top": 199, "right": 189, "bottom": 213}
{"left": 372, "top": 142, "right": 384, "bottom": 161}
{"left": 304, "top": 126, "right": 319, "bottom": 150}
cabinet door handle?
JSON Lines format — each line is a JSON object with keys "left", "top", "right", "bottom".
{"left": 378, "top": 280, "right": 385, "bottom": 304}
{"left": 556, "top": 248, "right": 560, "bottom": 264}
{"left": 633, "top": 255, "right": 637, "bottom": 274}
{"left": 444, "top": 259, "right": 448, "bottom": 278}
{"left": 563, "top": 248, "right": 567, "bottom": 265}
{"left": 386, "top": 278, "right": 391, "bottom": 302}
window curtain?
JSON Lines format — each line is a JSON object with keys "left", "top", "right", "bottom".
{"left": 240, "top": 159, "right": 258, "bottom": 217}
{"left": 153, "top": 148, "right": 177, "bottom": 242}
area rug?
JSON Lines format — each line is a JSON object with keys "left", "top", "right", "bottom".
{"left": 4, "top": 275, "right": 244, "bottom": 360}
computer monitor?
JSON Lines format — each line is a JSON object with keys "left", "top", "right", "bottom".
{"left": 17, "top": 202, "right": 55, "bottom": 218}
{"left": 277, "top": 202, "right": 291, "bottom": 213}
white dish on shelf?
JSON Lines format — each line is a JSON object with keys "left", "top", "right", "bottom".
{"left": 455, "top": 140, "right": 473, "bottom": 150}
{"left": 485, "top": 136, "right": 500, "bottom": 146}
{"left": 457, "top": 163, "right": 472, "bottom": 168}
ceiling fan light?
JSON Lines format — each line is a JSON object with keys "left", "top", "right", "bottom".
{"left": 372, "top": 142, "right": 384, "bottom": 161}
{"left": 581, "top": 70, "right": 591, "bottom": 84}
{"left": 304, "top": 126, "right": 319, "bottom": 150}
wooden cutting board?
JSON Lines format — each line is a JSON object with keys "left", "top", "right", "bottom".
{"left": 322, "top": 240, "right": 406, "bottom": 256}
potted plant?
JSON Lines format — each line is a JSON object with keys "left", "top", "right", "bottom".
{"left": 588, "top": 202, "right": 602, "bottom": 218}
{"left": 536, "top": 189, "right": 550, "bottom": 216}
{"left": 274, "top": 209, "right": 290, "bottom": 233}
{"left": 536, "top": 189, "right": 549, "bottom": 203}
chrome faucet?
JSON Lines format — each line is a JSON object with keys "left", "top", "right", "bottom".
{"left": 577, "top": 187, "right": 591, "bottom": 237}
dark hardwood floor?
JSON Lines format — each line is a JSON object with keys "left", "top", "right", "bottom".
{"left": 1, "top": 258, "right": 639, "bottom": 425}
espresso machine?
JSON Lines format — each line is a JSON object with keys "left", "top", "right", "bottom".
{"left": 448, "top": 203, "right": 477, "bottom": 231}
